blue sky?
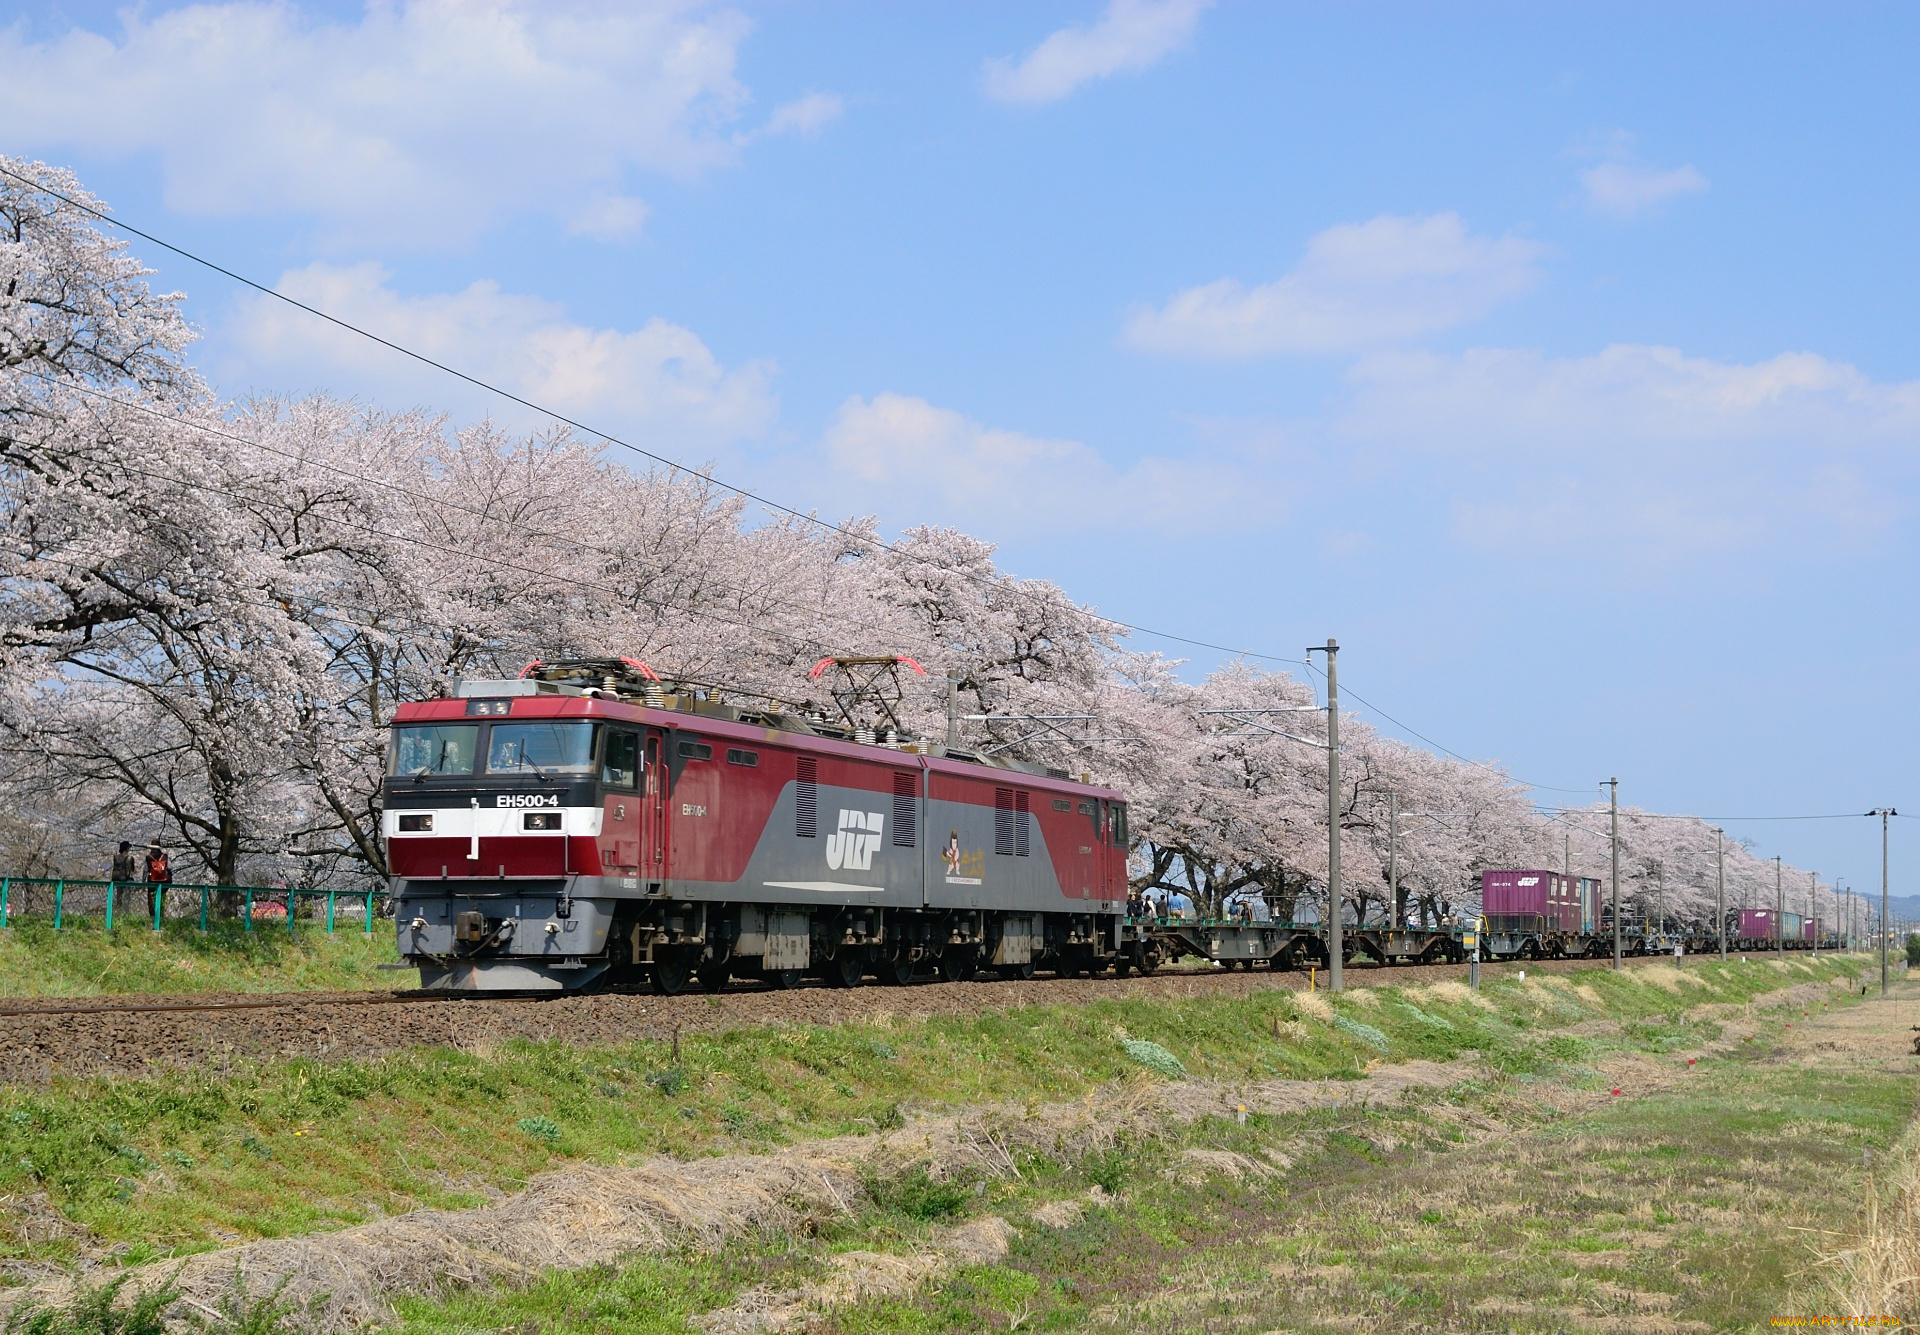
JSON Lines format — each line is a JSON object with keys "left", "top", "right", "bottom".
{"left": 4, "top": 1, "right": 1917, "bottom": 897}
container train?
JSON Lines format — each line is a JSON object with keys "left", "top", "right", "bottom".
{"left": 1474, "top": 869, "right": 1845, "bottom": 961}
{"left": 380, "top": 662, "right": 1847, "bottom": 993}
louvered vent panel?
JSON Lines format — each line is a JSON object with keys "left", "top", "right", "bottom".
{"left": 1015, "top": 790, "right": 1031, "bottom": 857}
{"left": 796, "top": 756, "right": 818, "bottom": 838}
{"left": 892, "top": 771, "right": 917, "bottom": 847}
{"left": 994, "top": 787, "right": 1014, "bottom": 856}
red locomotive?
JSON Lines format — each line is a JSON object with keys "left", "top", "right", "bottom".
{"left": 383, "top": 658, "right": 1130, "bottom": 992}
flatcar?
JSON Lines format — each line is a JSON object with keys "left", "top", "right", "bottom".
{"left": 382, "top": 659, "right": 1130, "bottom": 993}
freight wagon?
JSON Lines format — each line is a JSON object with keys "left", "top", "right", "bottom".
{"left": 1479, "top": 869, "right": 1608, "bottom": 959}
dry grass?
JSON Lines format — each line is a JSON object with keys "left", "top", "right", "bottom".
{"left": 696, "top": 1216, "right": 1015, "bottom": 1334}
{"left": 0, "top": 1055, "right": 1476, "bottom": 1332}
{"left": 1822, "top": 1107, "right": 1920, "bottom": 1321}
{"left": 1292, "top": 990, "right": 1332, "bottom": 1021}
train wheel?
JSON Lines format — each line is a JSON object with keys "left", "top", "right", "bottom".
{"left": 998, "top": 961, "right": 1036, "bottom": 981}
{"left": 938, "top": 949, "right": 976, "bottom": 983}
{"left": 697, "top": 964, "right": 731, "bottom": 993}
{"left": 1136, "top": 948, "right": 1159, "bottom": 977}
{"left": 651, "top": 956, "right": 693, "bottom": 996}
{"left": 824, "top": 950, "right": 864, "bottom": 989}
{"left": 761, "top": 967, "right": 803, "bottom": 990}
{"left": 1115, "top": 952, "right": 1133, "bottom": 978}
{"left": 879, "top": 951, "right": 915, "bottom": 986}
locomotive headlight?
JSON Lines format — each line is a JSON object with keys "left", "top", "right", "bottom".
{"left": 398, "top": 813, "right": 433, "bottom": 832}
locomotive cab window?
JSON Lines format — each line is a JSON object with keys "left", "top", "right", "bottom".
{"left": 1111, "top": 803, "right": 1129, "bottom": 845}
{"left": 602, "top": 729, "right": 640, "bottom": 789}
{"left": 391, "top": 724, "right": 479, "bottom": 776}
{"left": 486, "top": 722, "right": 596, "bottom": 775}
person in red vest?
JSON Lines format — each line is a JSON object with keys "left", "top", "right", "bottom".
{"left": 142, "top": 844, "right": 171, "bottom": 927}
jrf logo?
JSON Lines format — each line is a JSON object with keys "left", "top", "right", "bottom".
{"left": 826, "top": 809, "right": 885, "bottom": 871}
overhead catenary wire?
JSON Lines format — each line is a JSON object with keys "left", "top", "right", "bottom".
{"left": 9, "top": 160, "right": 1854, "bottom": 812}
{"left": 21, "top": 369, "right": 922, "bottom": 665}
{"left": 6, "top": 158, "right": 1638, "bottom": 793}
{"left": 0, "top": 161, "right": 1314, "bottom": 675}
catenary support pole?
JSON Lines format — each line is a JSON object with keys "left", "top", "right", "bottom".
{"left": 1870, "top": 808, "right": 1896, "bottom": 995}
{"left": 1810, "top": 872, "right": 1818, "bottom": 957}
{"left": 1775, "top": 856, "right": 1783, "bottom": 955}
{"left": 1321, "top": 639, "right": 1343, "bottom": 992}
{"left": 1608, "top": 778, "right": 1620, "bottom": 969}
{"left": 1389, "top": 789, "right": 1400, "bottom": 929}
{"left": 945, "top": 671, "right": 959, "bottom": 748}
{"left": 1716, "top": 827, "right": 1726, "bottom": 961}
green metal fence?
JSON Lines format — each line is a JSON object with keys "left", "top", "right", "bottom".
{"left": 0, "top": 878, "right": 386, "bottom": 934}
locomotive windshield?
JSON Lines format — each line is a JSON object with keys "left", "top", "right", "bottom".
{"left": 485, "top": 722, "right": 597, "bottom": 775}
{"left": 391, "top": 724, "right": 479, "bottom": 775}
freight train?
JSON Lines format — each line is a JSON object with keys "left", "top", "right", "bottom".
{"left": 1474, "top": 869, "right": 1845, "bottom": 960}
{"left": 380, "top": 661, "right": 1847, "bottom": 993}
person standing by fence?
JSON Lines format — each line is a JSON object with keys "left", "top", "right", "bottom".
{"left": 142, "top": 844, "right": 170, "bottom": 927}
{"left": 109, "top": 841, "right": 137, "bottom": 891}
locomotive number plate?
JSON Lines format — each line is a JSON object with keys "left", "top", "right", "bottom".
{"left": 496, "top": 794, "right": 562, "bottom": 808}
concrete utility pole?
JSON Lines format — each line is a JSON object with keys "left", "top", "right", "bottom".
{"left": 1716, "top": 827, "right": 1726, "bottom": 961}
{"left": 1810, "top": 872, "right": 1818, "bottom": 958}
{"left": 1608, "top": 778, "right": 1621, "bottom": 969}
{"left": 945, "top": 671, "right": 960, "bottom": 748}
{"left": 1389, "top": 789, "right": 1401, "bottom": 929}
{"left": 1869, "top": 809, "right": 1896, "bottom": 995}
{"left": 1774, "top": 856, "right": 1784, "bottom": 955}
{"left": 1309, "top": 639, "right": 1343, "bottom": 992}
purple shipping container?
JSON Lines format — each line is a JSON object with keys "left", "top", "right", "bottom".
{"left": 1737, "top": 908, "right": 1778, "bottom": 939}
{"left": 1480, "top": 869, "right": 1583, "bottom": 933}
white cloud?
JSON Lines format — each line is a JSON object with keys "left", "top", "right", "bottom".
{"left": 983, "top": 0, "right": 1210, "bottom": 104}
{"left": 220, "top": 262, "right": 777, "bottom": 448}
{"left": 1337, "top": 344, "right": 1920, "bottom": 556}
{"left": 818, "top": 393, "right": 1255, "bottom": 533}
{"left": 761, "top": 92, "right": 844, "bottom": 139}
{"left": 1125, "top": 214, "right": 1544, "bottom": 359}
{"left": 1582, "top": 161, "right": 1709, "bottom": 218}
{"left": 0, "top": 0, "right": 758, "bottom": 245}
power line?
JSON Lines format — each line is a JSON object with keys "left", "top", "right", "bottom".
{"left": 0, "top": 161, "right": 1311, "bottom": 673}
{"left": 1320, "top": 669, "right": 1595, "bottom": 794}
{"left": 23, "top": 369, "right": 901, "bottom": 662}
{"left": 1534, "top": 806, "right": 1871, "bottom": 823}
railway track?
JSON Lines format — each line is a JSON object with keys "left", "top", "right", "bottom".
{"left": 0, "top": 948, "right": 1750, "bottom": 1025}
{"left": 0, "top": 989, "right": 449, "bottom": 1021}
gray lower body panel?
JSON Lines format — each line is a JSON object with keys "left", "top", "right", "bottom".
{"left": 416, "top": 960, "right": 610, "bottom": 992}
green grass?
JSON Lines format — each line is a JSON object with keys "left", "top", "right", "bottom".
{"left": 380, "top": 995, "right": 1903, "bottom": 1335}
{"left": 0, "top": 954, "right": 1859, "bottom": 1272}
{"left": 0, "top": 917, "right": 396, "bottom": 998}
